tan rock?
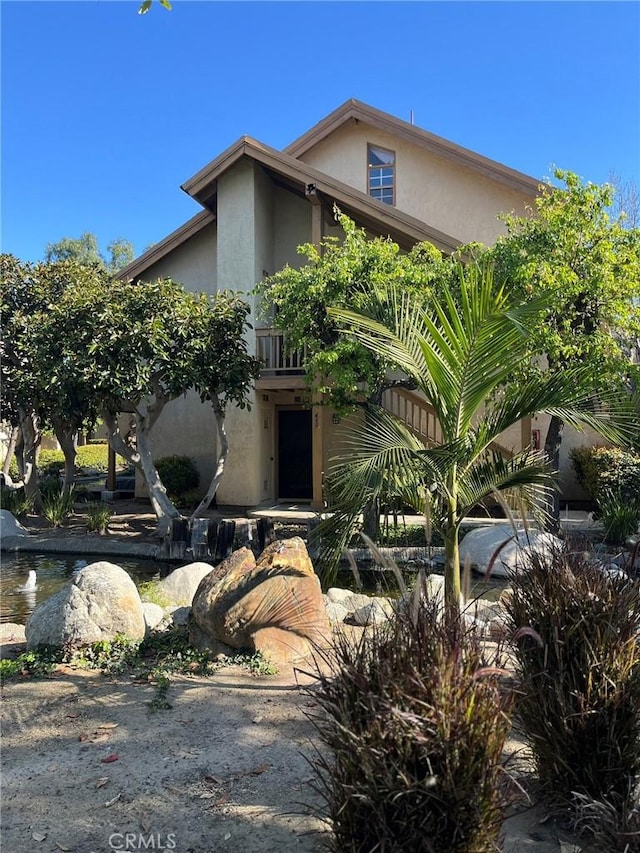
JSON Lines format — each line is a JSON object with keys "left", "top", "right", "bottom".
{"left": 190, "top": 538, "right": 331, "bottom": 665}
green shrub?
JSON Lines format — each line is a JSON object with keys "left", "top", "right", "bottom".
{"left": 310, "top": 595, "right": 514, "bottom": 852}
{"left": 42, "top": 484, "right": 75, "bottom": 527}
{"left": 571, "top": 445, "right": 640, "bottom": 504}
{"left": 154, "top": 455, "right": 200, "bottom": 499}
{"left": 0, "top": 486, "right": 34, "bottom": 517}
{"left": 504, "top": 544, "right": 640, "bottom": 834}
{"left": 598, "top": 489, "right": 640, "bottom": 545}
{"left": 85, "top": 502, "right": 113, "bottom": 534}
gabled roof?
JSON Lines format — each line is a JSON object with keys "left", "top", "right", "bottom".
{"left": 285, "top": 99, "right": 540, "bottom": 196}
{"left": 118, "top": 209, "right": 215, "bottom": 281}
{"left": 181, "top": 135, "right": 461, "bottom": 253}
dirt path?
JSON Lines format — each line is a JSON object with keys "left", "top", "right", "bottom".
{"left": 1, "top": 665, "right": 328, "bottom": 853}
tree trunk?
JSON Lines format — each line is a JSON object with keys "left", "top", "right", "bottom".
{"left": 52, "top": 418, "right": 78, "bottom": 495}
{"left": 190, "top": 394, "right": 228, "bottom": 522}
{"left": 2, "top": 426, "right": 19, "bottom": 477}
{"left": 544, "top": 413, "right": 564, "bottom": 532}
{"left": 18, "top": 408, "right": 42, "bottom": 510}
{"left": 362, "top": 497, "right": 380, "bottom": 541}
{"left": 443, "top": 497, "right": 461, "bottom": 613}
{"left": 102, "top": 408, "right": 180, "bottom": 537}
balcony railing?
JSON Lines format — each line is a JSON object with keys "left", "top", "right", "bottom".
{"left": 256, "top": 328, "right": 307, "bottom": 376}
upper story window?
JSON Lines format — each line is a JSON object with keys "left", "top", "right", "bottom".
{"left": 368, "top": 144, "right": 395, "bottom": 205}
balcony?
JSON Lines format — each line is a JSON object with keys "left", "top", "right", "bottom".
{"left": 256, "top": 328, "right": 308, "bottom": 389}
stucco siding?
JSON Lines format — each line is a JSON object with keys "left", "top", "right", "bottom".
{"left": 138, "top": 222, "right": 217, "bottom": 293}
{"left": 273, "top": 188, "right": 312, "bottom": 272}
{"left": 298, "top": 122, "right": 535, "bottom": 246}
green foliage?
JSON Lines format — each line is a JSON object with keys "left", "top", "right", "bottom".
{"left": 257, "top": 210, "right": 448, "bottom": 411}
{"left": 41, "top": 483, "right": 75, "bottom": 526}
{"left": 504, "top": 546, "right": 640, "bottom": 832}
{"left": 0, "top": 486, "right": 34, "bottom": 516}
{"left": 487, "top": 170, "right": 640, "bottom": 389}
{"left": 0, "top": 648, "right": 64, "bottom": 682}
{"left": 571, "top": 445, "right": 640, "bottom": 504}
{"left": 138, "top": 580, "right": 172, "bottom": 608}
{"left": 138, "top": 0, "right": 172, "bottom": 14}
{"left": 309, "top": 596, "right": 514, "bottom": 852}
{"left": 598, "top": 490, "right": 640, "bottom": 545}
{"left": 154, "top": 455, "right": 199, "bottom": 498}
{"left": 316, "top": 262, "right": 629, "bottom": 603}
{"left": 44, "top": 233, "right": 135, "bottom": 274}
{"left": 85, "top": 502, "right": 113, "bottom": 534}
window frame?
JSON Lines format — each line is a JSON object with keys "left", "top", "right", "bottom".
{"left": 367, "top": 143, "right": 396, "bottom": 206}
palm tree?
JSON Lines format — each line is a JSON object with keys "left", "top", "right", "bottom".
{"left": 317, "top": 263, "right": 632, "bottom": 608}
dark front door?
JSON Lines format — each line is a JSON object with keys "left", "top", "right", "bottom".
{"left": 277, "top": 409, "right": 312, "bottom": 500}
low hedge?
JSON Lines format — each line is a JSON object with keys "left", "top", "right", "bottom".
{"left": 570, "top": 445, "right": 640, "bottom": 504}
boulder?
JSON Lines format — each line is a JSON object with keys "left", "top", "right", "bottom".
{"left": 190, "top": 537, "right": 331, "bottom": 665}
{"left": 325, "top": 601, "right": 350, "bottom": 623}
{"left": 326, "top": 587, "right": 355, "bottom": 604}
{"left": 0, "top": 510, "right": 28, "bottom": 539}
{"left": 141, "top": 602, "right": 168, "bottom": 633}
{"left": 159, "top": 561, "right": 215, "bottom": 606}
{"left": 25, "top": 561, "right": 145, "bottom": 650}
{"left": 459, "top": 526, "right": 562, "bottom": 578}
{"left": 352, "top": 597, "right": 394, "bottom": 626}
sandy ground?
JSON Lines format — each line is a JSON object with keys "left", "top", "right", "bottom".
{"left": 1, "top": 504, "right": 588, "bottom": 852}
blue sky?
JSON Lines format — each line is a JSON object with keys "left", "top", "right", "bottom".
{"left": 2, "top": 1, "right": 639, "bottom": 263}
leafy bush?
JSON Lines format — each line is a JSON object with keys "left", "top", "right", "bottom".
{"left": 154, "top": 455, "right": 200, "bottom": 499}
{"left": 504, "top": 544, "right": 640, "bottom": 835}
{"left": 309, "top": 594, "right": 514, "bottom": 852}
{"left": 571, "top": 445, "right": 640, "bottom": 504}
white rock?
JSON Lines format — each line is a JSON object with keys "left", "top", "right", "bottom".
{"left": 0, "top": 510, "right": 28, "bottom": 539}
{"left": 326, "top": 587, "right": 354, "bottom": 604}
{"left": 325, "top": 601, "right": 350, "bottom": 623}
{"left": 168, "top": 605, "right": 191, "bottom": 626}
{"left": 25, "top": 561, "right": 145, "bottom": 650}
{"left": 141, "top": 602, "right": 167, "bottom": 632}
{"left": 342, "top": 593, "right": 372, "bottom": 612}
{"left": 352, "top": 599, "right": 393, "bottom": 626}
{"left": 159, "top": 561, "right": 215, "bottom": 606}
{"left": 459, "top": 526, "right": 562, "bottom": 578}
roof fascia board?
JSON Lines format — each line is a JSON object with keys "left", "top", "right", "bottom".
{"left": 117, "top": 209, "right": 215, "bottom": 281}
{"left": 285, "top": 99, "right": 540, "bottom": 195}
{"left": 183, "top": 136, "right": 460, "bottom": 253}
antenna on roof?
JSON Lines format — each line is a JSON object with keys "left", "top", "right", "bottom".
{"left": 410, "top": 110, "right": 415, "bottom": 125}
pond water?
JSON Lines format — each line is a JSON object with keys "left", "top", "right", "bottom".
{"left": 1, "top": 552, "right": 165, "bottom": 625}
{"left": 1, "top": 553, "right": 509, "bottom": 626}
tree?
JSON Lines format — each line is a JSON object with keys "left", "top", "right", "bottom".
{"left": 45, "top": 233, "right": 135, "bottom": 274}
{"left": 1, "top": 256, "right": 106, "bottom": 501}
{"left": 484, "top": 170, "right": 640, "bottom": 522}
{"left": 259, "top": 211, "right": 447, "bottom": 411}
{"left": 40, "top": 277, "right": 259, "bottom": 534}
{"left": 320, "top": 263, "right": 633, "bottom": 607}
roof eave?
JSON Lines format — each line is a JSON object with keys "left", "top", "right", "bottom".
{"left": 285, "top": 99, "right": 541, "bottom": 196}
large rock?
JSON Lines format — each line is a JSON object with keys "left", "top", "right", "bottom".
{"left": 25, "top": 561, "right": 145, "bottom": 650}
{"left": 190, "top": 538, "right": 331, "bottom": 665}
{"left": 159, "top": 561, "right": 215, "bottom": 606}
{"left": 0, "top": 510, "right": 28, "bottom": 539}
{"left": 459, "top": 526, "right": 562, "bottom": 578}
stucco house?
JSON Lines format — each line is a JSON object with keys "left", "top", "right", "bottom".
{"left": 118, "top": 99, "right": 592, "bottom": 510}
